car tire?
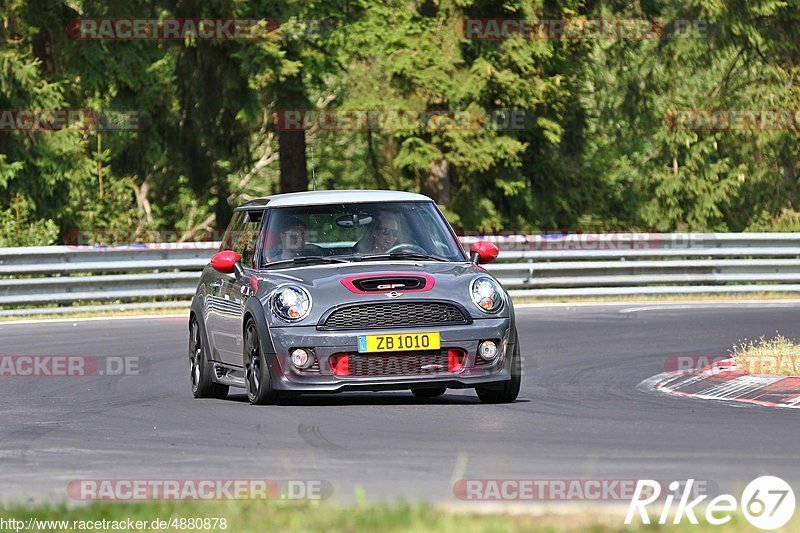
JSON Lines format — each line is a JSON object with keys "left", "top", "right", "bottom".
{"left": 189, "top": 316, "right": 229, "bottom": 399}
{"left": 476, "top": 335, "right": 521, "bottom": 404}
{"left": 411, "top": 387, "right": 447, "bottom": 398}
{"left": 244, "top": 319, "right": 278, "bottom": 405}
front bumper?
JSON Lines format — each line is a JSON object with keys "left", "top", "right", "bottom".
{"left": 266, "top": 318, "right": 514, "bottom": 392}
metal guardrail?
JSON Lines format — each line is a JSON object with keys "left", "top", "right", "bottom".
{"left": 1, "top": 233, "right": 800, "bottom": 313}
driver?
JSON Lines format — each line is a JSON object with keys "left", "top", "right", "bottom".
{"left": 272, "top": 216, "right": 307, "bottom": 260}
{"left": 361, "top": 211, "right": 401, "bottom": 254}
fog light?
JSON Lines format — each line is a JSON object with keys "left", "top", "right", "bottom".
{"left": 291, "top": 348, "right": 313, "bottom": 369}
{"left": 478, "top": 340, "right": 499, "bottom": 361}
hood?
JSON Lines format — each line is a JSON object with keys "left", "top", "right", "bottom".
{"left": 252, "top": 261, "right": 507, "bottom": 326}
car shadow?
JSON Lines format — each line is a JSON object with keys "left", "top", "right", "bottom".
{"left": 225, "top": 392, "right": 529, "bottom": 406}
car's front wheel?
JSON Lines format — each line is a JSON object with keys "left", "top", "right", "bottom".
{"left": 244, "top": 319, "right": 278, "bottom": 405}
{"left": 476, "top": 337, "right": 521, "bottom": 404}
{"left": 189, "top": 317, "right": 229, "bottom": 399}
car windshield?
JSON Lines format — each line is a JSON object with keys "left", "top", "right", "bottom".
{"left": 260, "top": 201, "right": 466, "bottom": 266}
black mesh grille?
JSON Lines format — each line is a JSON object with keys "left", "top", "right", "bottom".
{"left": 322, "top": 302, "right": 469, "bottom": 329}
{"left": 474, "top": 356, "right": 489, "bottom": 367}
{"left": 348, "top": 350, "right": 449, "bottom": 377}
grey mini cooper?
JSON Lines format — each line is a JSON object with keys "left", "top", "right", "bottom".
{"left": 189, "top": 190, "right": 520, "bottom": 404}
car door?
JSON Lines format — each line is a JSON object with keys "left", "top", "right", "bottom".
{"left": 216, "top": 208, "right": 265, "bottom": 365}
{"left": 205, "top": 210, "right": 245, "bottom": 362}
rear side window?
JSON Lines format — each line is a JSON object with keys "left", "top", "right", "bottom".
{"left": 219, "top": 210, "right": 264, "bottom": 268}
{"left": 219, "top": 211, "right": 245, "bottom": 252}
{"left": 234, "top": 210, "right": 265, "bottom": 268}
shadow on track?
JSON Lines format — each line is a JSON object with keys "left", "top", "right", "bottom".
{"left": 222, "top": 392, "right": 530, "bottom": 406}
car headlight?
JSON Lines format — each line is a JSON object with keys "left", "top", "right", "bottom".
{"left": 470, "top": 277, "right": 503, "bottom": 314}
{"left": 271, "top": 286, "right": 312, "bottom": 322}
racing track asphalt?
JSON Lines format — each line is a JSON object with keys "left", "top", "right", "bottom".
{"left": 1, "top": 302, "right": 798, "bottom": 505}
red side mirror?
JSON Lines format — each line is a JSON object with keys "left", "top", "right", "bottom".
{"left": 470, "top": 241, "right": 499, "bottom": 264}
{"left": 210, "top": 250, "right": 241, "bottom": 274}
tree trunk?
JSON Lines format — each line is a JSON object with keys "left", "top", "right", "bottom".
{"left": 215, "top": 179, "right": 232, "bottom": 231}
{"left": 422, "top": 158, "right": 450, "bottom": 204}
{"left": 366, "top": 128, "right": 386, "bottom": 188}
{"left": 278, "top": 129, "right": 308, "bottom": 193}
{"left": 277, "top": 43, "right": 309, "bottom": 193}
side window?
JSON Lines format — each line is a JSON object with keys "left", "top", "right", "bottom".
{"left": 419, "top": 210, "right": 437, "bottom": 236}
{"left": 415, "top": 210, "right": 440, "bottom": 249}
{"left": 234, "top": 210, "right": 264, "bottom": 268}
{"left": 417, "top": 209, "right": 453, "bottom": 256}
{"left": 220, "top": 211, "right": 245, "bottom": 252}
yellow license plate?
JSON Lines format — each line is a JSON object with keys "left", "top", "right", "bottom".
{"left": 358, "top": 332, "right": 440, "bottom": 353}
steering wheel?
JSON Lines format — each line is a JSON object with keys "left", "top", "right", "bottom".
{"left": 387, "top": 243, "right": 428, "bottom": 255}
{"left": 303, "top": 243, "right": 326, "bottom": 255}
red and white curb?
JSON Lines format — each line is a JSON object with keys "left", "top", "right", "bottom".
{"left": 639, "top": 359, "right": 800, "bottom": 409}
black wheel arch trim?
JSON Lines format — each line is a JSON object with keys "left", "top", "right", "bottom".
{"left": 190, "top": 295, "right": 211, "bottom": 363}
{"left": 243, "top": 298, "right": 277, "bottom": 357}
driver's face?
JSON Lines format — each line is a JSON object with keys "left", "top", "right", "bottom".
{"left": 372, "top": 217, "right": 399, "bottom": 252}
{"left": 281, "top": 226, "right": 305, "bottom": 251}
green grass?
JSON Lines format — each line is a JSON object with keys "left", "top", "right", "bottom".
{"left": 0, "top": 501, "right": 795, "bottom": 532}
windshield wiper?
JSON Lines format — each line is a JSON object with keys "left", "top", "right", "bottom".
{"left": 360, "top": 252, "right": 451, "bottom": 262}
{"left": 263, "top": 256, "right": 349, "bottom": 268}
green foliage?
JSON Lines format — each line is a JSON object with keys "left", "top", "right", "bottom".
{"left": 0, "top": 498, "right": 789, "bottom": 532}
{"left": 1, "top": 0, "right": 799, "bottom": 242}
{"left": 0, "top": 195, "right": 59, "bottom": 246}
